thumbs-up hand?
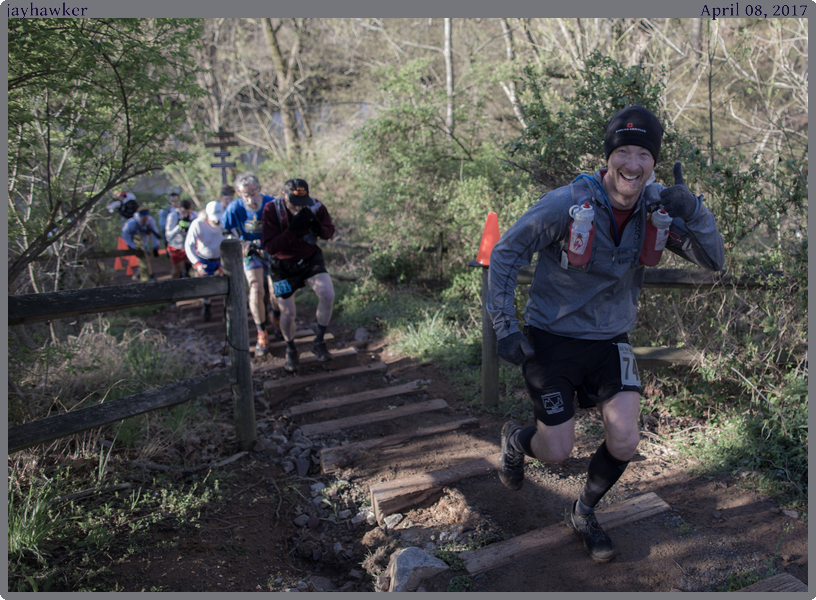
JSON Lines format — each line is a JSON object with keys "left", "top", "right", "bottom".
{"left": 658, "top": 162, "right": 698, "bottom": 221}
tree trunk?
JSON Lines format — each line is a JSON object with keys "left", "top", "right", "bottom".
{"left": 263, "top": 18, "right": 302, "bottom": 160}
{"left": 498, "top": 18, "right": 526, "bottom": 129}
{"left": 444, "top": 18, "right": 454, "bottom": 135}
{"left": 691, "top": 18, "right": 703, "bottom": 74}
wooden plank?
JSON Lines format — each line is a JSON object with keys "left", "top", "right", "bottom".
{"left": 320, "top": 417, "right": 479, "bottom": 474}
{"left": 480, "top": 268, "right": 500, "bottom": 408}
{"left": 221, "top": 239, "right": 256, "bottom": 451}
{"left": 301, "top": 398, "right": 449, "bottom": 438}
{"left": 8, "top": 369, "right": 234, "bottom": 453}
{"left": 736, "top": 573, "right": 808, "bottom": 592}
{"left": 459, "top": 492, "right": 671, "bottom": 575}
{"left": 289, "top": 380, "right": 421, "bottom": 416}
{"left": 177, "top": 297, "right": 224, "bottom": 310}
{"left": 251, "top": 332, "right": 333, "bottom": 347}
{"left": 254, "top": 347, "right": 359, "bottom": 375}
{"left": 9, "top": 277, "right": 229, "bottom": 326}
{"left": 32, "top": 248, "right": 150, "bottom": 263}
{"left": 263, "top": 362, "right": 388, "bottom": 405}
{"left": 371, "top": 452, "right": 500, "bottom": 525}
{"left": 633, "top": 346, "right": 696, "bottom": 368}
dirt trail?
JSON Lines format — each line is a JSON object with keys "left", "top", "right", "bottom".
{"left": 96, "top": 259, "right": 807, "bottom": 592}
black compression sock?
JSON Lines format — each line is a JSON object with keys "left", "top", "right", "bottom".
{"left": 512, "top": 425, "right": 538, "bottom": 458}
{"left": 258, "top": 320, "right": 268, "bottom": 333}
{"left": 579, "top": 441, "right": 630, "bottom": 509}
{"left": 315, "top": 323, "right": 328, "bottom": 343}
{"left": 286, "top": 340, "right": 297, "bottom": 352}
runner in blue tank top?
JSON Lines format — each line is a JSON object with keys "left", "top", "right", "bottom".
{"left": 222, "top": 172, "right": 277, "bottom": 357}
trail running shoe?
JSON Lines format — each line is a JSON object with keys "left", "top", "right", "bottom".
{"left": 312, "top": 341, "right": 332, "bottom": 362}
{"left": 565, "top": 501, "right": 617, "bottom": 563}
{"left": 255, "top": 330, "right": 269, "bottom": 357}
{"left": 284, "top": 348, "right": 299, "bottom": 372}
{"left": 498, "top": 420, "right": 525, "bottom": 491}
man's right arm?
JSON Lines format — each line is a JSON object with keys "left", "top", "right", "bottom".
{"left": 184, "top": 221, "right": 200, "bottom": 265}
{"left": 165, "top": 211, "right": 180, "bottom": 240}
{"left": 487, "top": 192, "right": 572, "bottom": 341}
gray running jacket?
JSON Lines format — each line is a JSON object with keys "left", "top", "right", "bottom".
{"left": 487, "top": 168, "right": 725, "bottom": 341}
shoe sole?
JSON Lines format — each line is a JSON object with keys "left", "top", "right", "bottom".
{"left": 498, "top": 422, "right": 524, "bottom": 491}
{"left": 565, "top": 513, "right": 617, "bottom": 563}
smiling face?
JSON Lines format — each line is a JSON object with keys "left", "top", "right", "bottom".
{"left": 602, "top": 145, "right": 656, "bottom": 210}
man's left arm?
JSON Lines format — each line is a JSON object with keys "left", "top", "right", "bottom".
{"left": 661, "top": 162, "right": 725, "bottom": 272}
{"left": 312, "top": 205, "right": 335, "bottom": 240}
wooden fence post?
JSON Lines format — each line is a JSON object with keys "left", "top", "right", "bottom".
{"left": 220, "top": 239, "right": 256, "bottom": 451}
{"left": 481, "top": 267, "right": 499, "bottom": 408}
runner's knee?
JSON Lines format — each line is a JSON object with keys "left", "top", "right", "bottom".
{"left": 605, "top": 429, "right": 640, "bottom": 461}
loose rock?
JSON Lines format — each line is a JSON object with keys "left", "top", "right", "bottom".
{"left": 385, "top": 546, "right": 450, "bottom": 592}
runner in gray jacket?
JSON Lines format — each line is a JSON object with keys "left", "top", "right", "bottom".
{"left": 489, "top": 105, "right": 725, "bottom": 563}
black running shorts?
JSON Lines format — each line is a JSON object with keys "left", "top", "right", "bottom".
{"left": 522, "top": 327, "right": 643, "bottom": 427}
{"left": 268, "top": 247, "right": 327, "bottom": 299}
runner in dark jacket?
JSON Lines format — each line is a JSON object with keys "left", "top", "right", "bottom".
{"left": 262, "top": 178, "right": 336, "bottom": 372}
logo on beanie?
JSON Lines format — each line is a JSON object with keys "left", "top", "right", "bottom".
{"left": 616, "top": 126, "right": 646, "bottom": 134}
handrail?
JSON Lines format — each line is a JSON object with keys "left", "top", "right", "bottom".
{"left": 8, "top": 239, "right": 256, "bottom": 453}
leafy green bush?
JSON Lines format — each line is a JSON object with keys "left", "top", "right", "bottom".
{"left": 507, "top": 52, "right": 686, "bottom": 190}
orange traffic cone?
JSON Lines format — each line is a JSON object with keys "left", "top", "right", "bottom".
{"left": 114, "top": 236, "right": 129, "bottom": 270}
{"left": 126, "top": 263, "right": 134, "bottom": 276}
{"left": 470, "top": 212, "right": 501, "bottom": 267}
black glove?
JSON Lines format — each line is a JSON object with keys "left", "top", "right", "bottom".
{"left": 152, "top": 247, "right": 160, "bottom": 258}
{"left": 310, "top": 217, "right": 324, "bottom": 236}
{"left": 288, "top": 209, "right": 315, "bottom": 235}
{"left": 497, "top": 331, "right": 534, "bottom": 366}
{"left": 659, "top": 162, "right": 698, "bottom": 221}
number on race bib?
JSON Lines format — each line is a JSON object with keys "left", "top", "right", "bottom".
{"left": 616, "top": 343, "right": 641, "bottom": 388}
{"left": 273, "top": 279, "right": 292, "bottom": 297}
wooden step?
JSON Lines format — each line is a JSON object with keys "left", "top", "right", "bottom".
{"left": 263, "top": 362, "right": 388, "bottom": 405}
{"left": 300, "top": 398, "right": 449, "bottom": 437}
{"left": 288, "top": 380, "right": 421, "bottom": 417}
{"left": 320, "top": 417, "right": 479, "bottom": 474}
{"left": 254, "top": 347, "right": 358, "bottom": 374}
{"left": 633, "top": 346, "right": 696, "bottom": 368}
{"left": 177, "top": 297, "right": 224, "bottom": 309}
{"left": 458, "top": 492, "right": 671, "bottom": 575}
{"left": 370, "top": 453, "right": 500, "bottom": 525}
{"left": 264, "top": 333, "right": 335, "bottom": 351}
{"left": 736, "top": 573, "right": 807, "bottom": 592}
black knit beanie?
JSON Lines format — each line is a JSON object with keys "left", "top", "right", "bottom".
{"left": 604, "top": 105, "right": 663, "bottom": 163}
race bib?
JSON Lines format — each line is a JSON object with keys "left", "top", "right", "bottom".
{"left": 615, "top": 343, "right": 641, "bottom": 387}
{"left": 272, "top": 279, "right": 292, "bottom": 297}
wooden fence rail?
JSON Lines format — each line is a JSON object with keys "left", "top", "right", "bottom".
{"left": 8, "top": 239, "right": 256, "bottom": 454}
{"left": 477, "top": 266, "right": 781, "bottom": 407}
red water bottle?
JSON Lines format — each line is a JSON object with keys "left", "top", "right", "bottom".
{"left": 640, "top": 207, "right": 672, "bottom": 266}
{"left": 567, "top": 202, "right": 595, "bottom": 266}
